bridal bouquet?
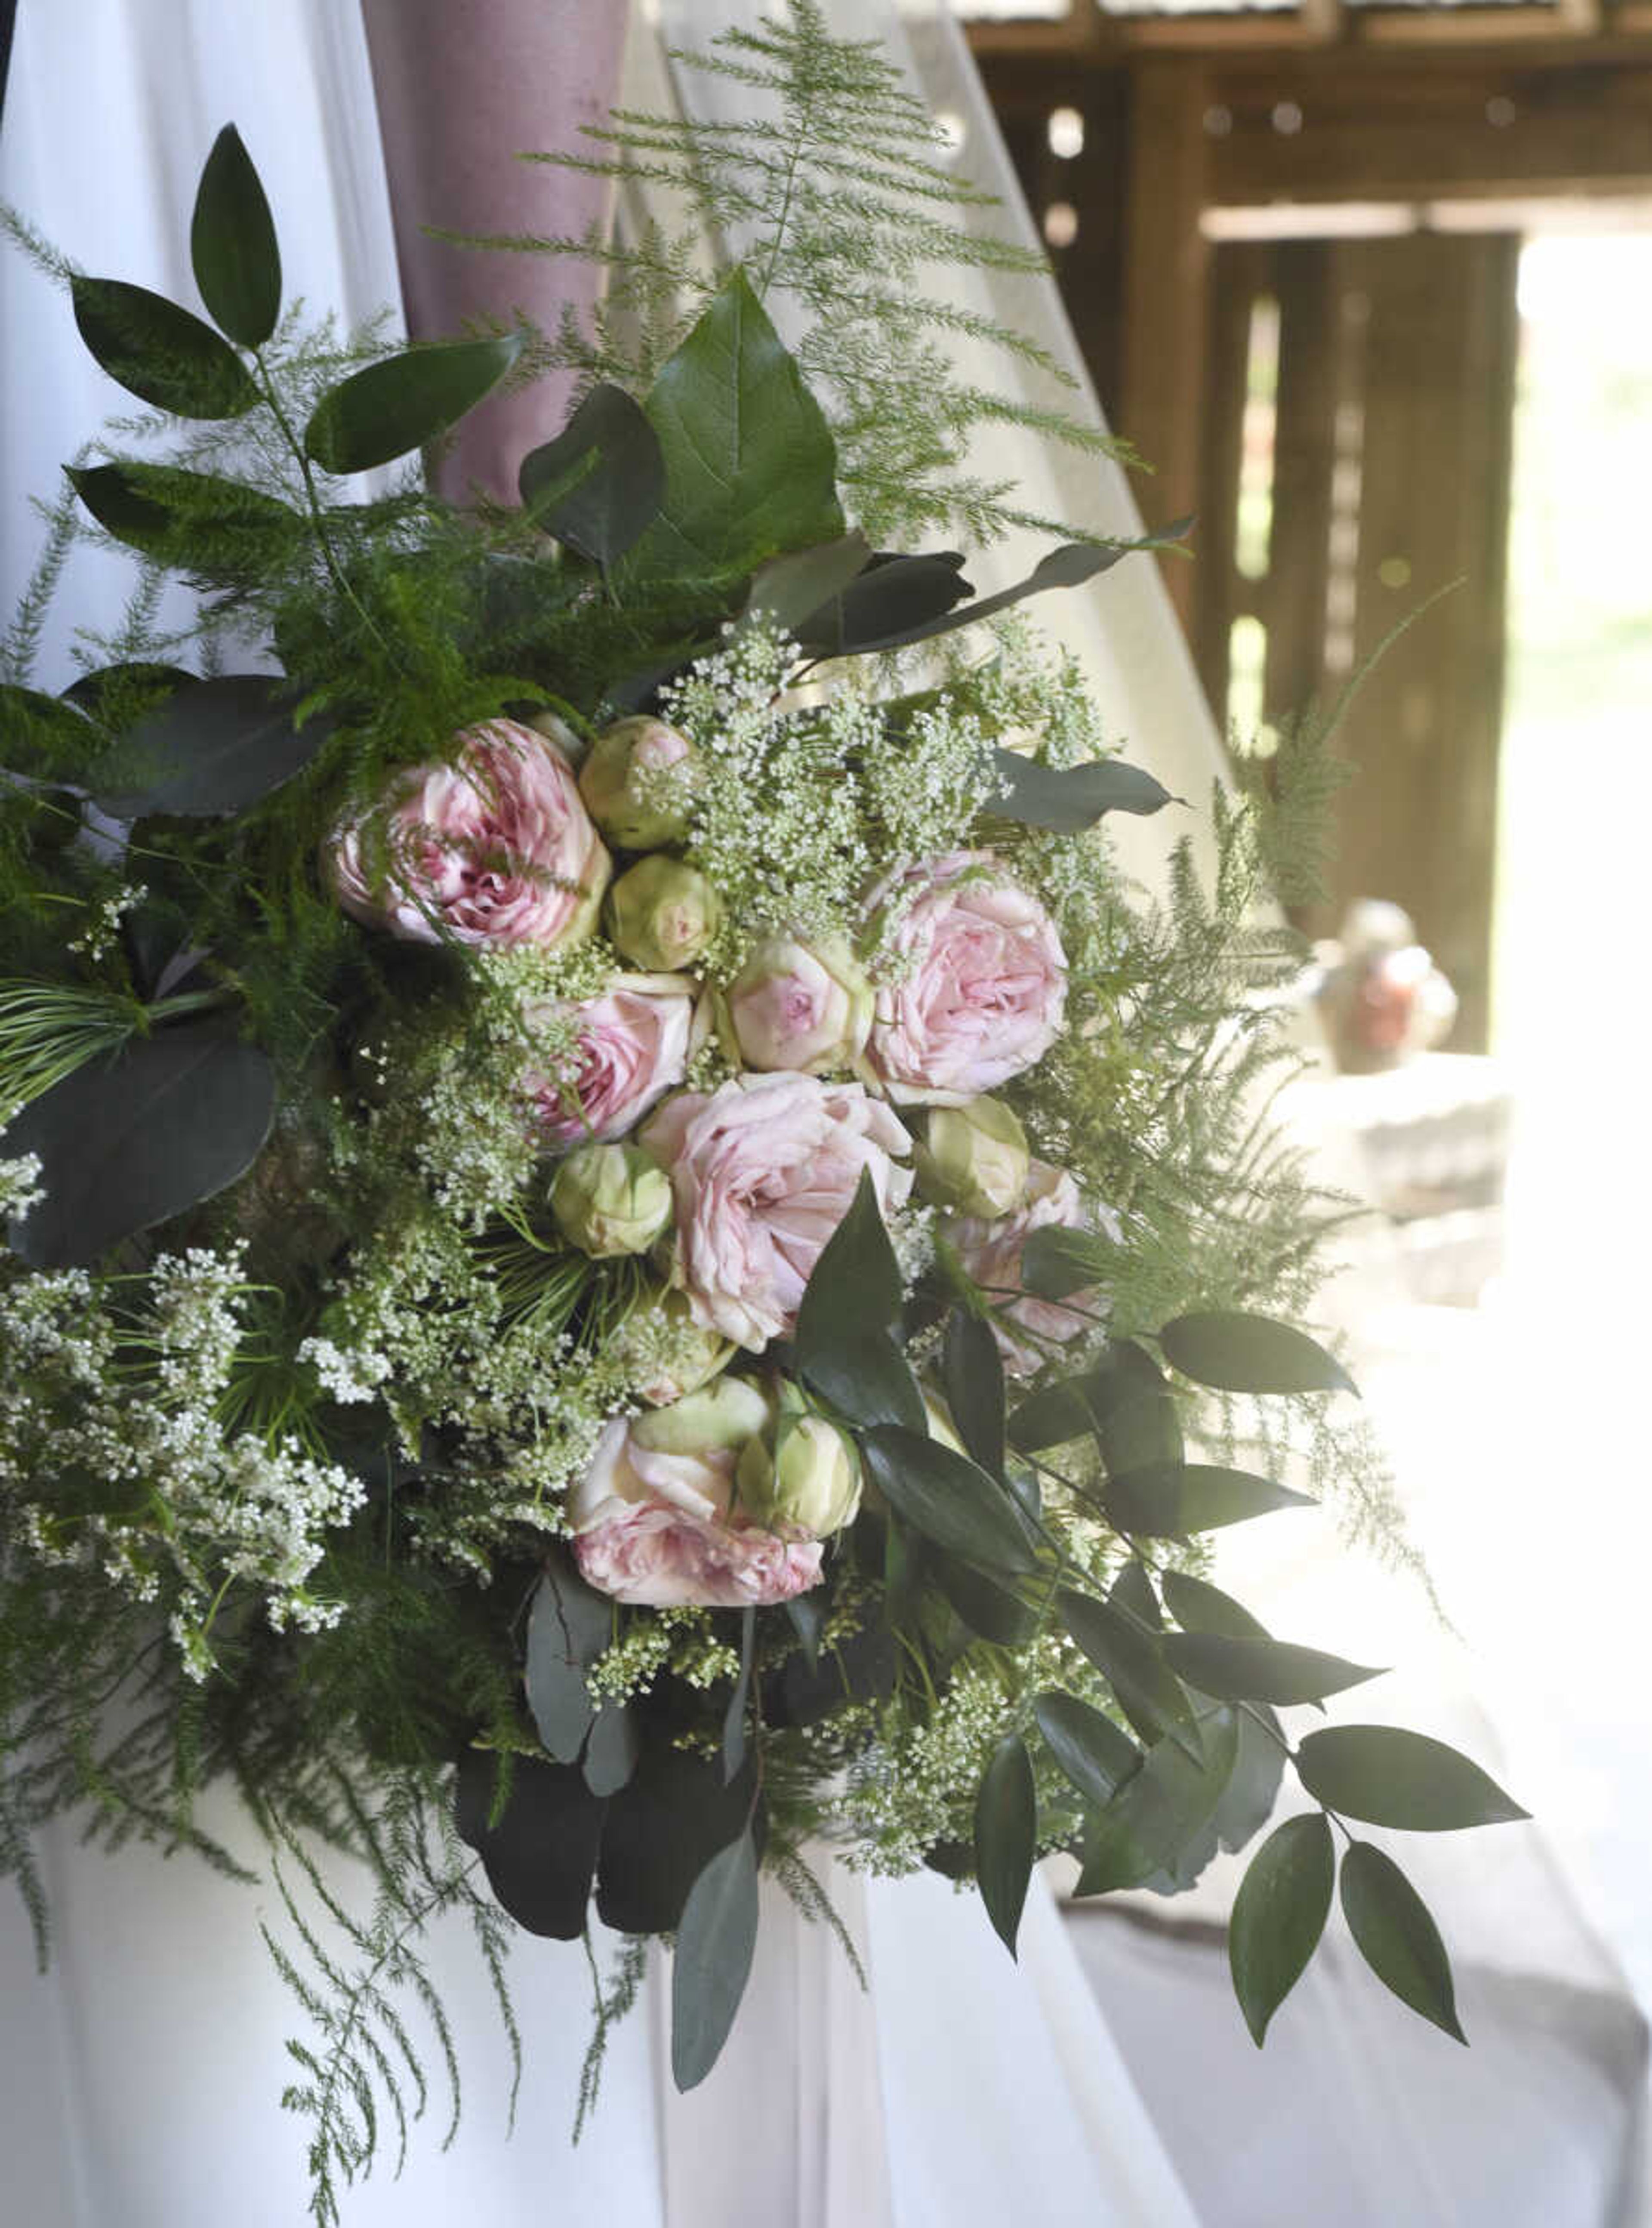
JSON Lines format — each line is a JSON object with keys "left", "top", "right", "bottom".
{"left": 0, "top": 9, "right": 1523, "bottom": 2217}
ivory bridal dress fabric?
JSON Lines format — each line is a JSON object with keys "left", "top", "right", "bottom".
{"left": 0, "top": 4, "right": 1208, "bottom": 2222}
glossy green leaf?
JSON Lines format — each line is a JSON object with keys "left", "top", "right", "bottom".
{"left": 1341, "top": 1842, "right": 1466, "bottom": 2042}
{"left": 1106, "top": 1463, "right": 1315, "bottom": 1537}
{"left": 804, "top": 1328, "right": 925, "bottom": 1434}
{"left": 992, "top": 748, "right": 1174, "bottom": 832}
{"left": 304, "top": 332, "right": 523, "bottom": 474}
{"left": 1229, "top": 1813, "right": 1335, "bottom": 2044}
{"left": 190, "top": 124, "right": 281, "bottom": 346}
{"left": 1033, "top": 1691, "right": 1139, "bottom": 1808}
{"left": 1007, "top": 1375, "right": 1092, "bottom": 1453}
{"left": 974, "top": 1734, "right": 1037, "bottom": 1957}
{"left": 1295, "top": 1726, "right": 1528, "bottom": 1831}
{"left": 1056, "top": 1589, "right": 1201, "bottom": 1758}
{"left": 454, "top": 1750, "right": 604, "bottom": 1941}
{"left": 1075, "top": 1708, "right": 1238, "bottom": 1895}
{"left": 745, "top": 531, "right": 872, "bottom": 632}
{"left": 6, "top": 1022, "right": 274, "bottom": 1268}
{"left": 933, "top": 1554, "right": 1036, "bottom": 1648}
{"left": 67, "top": 461, "right": 305, "bottom": 571}
{"left": 672, "top": 1828, "right": 760, "bottom": 2091}
{"left": 524, "top": 1550, "right": 610, "bottom": 1764}
{"left": 1163, "top": 1633, "right": 1384, "bottom": 1706}
{"left": 1212, "top": 1703, "right": 1288, "bottom": 1855}
{"left": 1162, "top": 1569, "right": 1271, "bottom": 1641}
{"left": 794, "top": 548, "right": 972, "bottom": 657}
{"left": 721, "top": 1607, "right": 755, "bottom": 1784}
{"left": 70, "top": 275, "right": 258, "bottom": 418}
{"left": 630, "top": 270, "right": 843, "bottom": 580}
{"left": 860, "top": 1425, "right": 1039, "bottom": 1576}
{"left": 1159, "top": 1311, "right": 1357, "bottom": 1398}
{"left": 942, "top": 1308, "right": 1007, "bottom": 1479}
{"left": 795, "top": 1171, "right": 922, "bottom": 1429}
{"left": 91, "top": 674, "right": 334, "bottom": 819}
{"left": 1110, "top": 1558, "right": 1163, "bottom": 1630}
{"left": 518, "top": 381, "right": 665, "bottom": 564}
{"left": 1085, "top": 1342, "right": 1184, "bottom": 1479}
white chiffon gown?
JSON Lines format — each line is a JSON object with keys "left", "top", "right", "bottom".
{"left": 0, "top": 4, "right": 1207, "bottom": 2222}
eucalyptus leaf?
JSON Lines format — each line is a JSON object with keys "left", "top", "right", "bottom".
{"left": 721, "top": 1607, "right": 755, "bottom": 1784}
{"left": 92, "top": 675, "right": 334, "bottom": 820}
{"left": 1056, "top": 1589, "right": 1200, "bottom": 1758}
{"left": 582, "top": 1704, "right": 640, "bottom": 1799}
{"left": 71, "top": 275, "right": 258, "bottom": 418}
{"left": 991, "top": 748, "right": 1174, "bottom": 832}
{"left": 1162, "top": 1569, "right": 1271, "bottom": 1641}
{"left": 1159, "top": 1311, "right": 1357, "bottom": 1398}
{"left": 597, "top": 1746, "right": 759, "bottom": 1935}
{"left": 1341, "top": 1842, "right": 1466, "bottom": 2042}
{"left": 190, "top": 124, "right": 281, "bottom": 347}
{"left": 454, "top": 1750, "right": 603, "bottom": 1941}
{"left": 860, "top": 1425, "right": 1039, "bottom": 1576}
{"left": 518, "top": 382, "right": 665, "bottom": 565}
{"left": 795, "top": 548, "right": 972, "bottom": 656}
{"left": 672, "top": 1830, "right": 761, "bottom": 2091}
{"left": 1295, "top": 1726, "right": 1528, "bottom": 1831}
{"left": 1032, "top": 1691, "right": 1139, "bottom": 1808}
{"left": 1229, "top": 1812, "right": 1335, "bottom": 2045}
{"left": 304, "top": 333, "right": 524, "bottom": 475}
{"left": 1106, "top": 1464, "right": 1316, "bottom": 1537}
{"left": 628, "top": 270, "right": 843, "bottom": 581}
{"left": 974, "top": 1734, "right": 1037, "bottom": 1958}
{"left": 524, "top": 1552, "right": 610, "bottom": 1764}
{"left": 6, "top": 1022, "right": 274, "bottom": 1268}
{"left": 942, "top": 1308, "right": 1006, "bottom": 1478}
{"left": 745, "top": 531, "right": 872, "bottom": 632}
{"left": 785, "top": 1590, "right": 826, "bottom": 1673}
{"left": 1163, "top": 1633, "right": 1384, "bottom": 1707}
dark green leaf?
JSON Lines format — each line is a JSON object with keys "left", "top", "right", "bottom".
{"left": 827, "top": 525, "right": 1189, "bottom": 657}
{"left": 722, "top": 1607, "right": 755, "bottom": 1784}
{"left": 672, "top": 1829, "right": 760, "bottom": 2091}
{"left": 629, "top": 269, "right": 843, "bottom": 580}
{"left": 1019, "top": 1224, "right": 1109, "bottom": 1301}
{"left": 597, "top": 1745, "right": 759, "bottom": 1934}
{"left": 1007, "top": 1376, "right": 1092, "bottom": 1453}
{"left": 795, "top": 548, "right": 972, "bottom": 657}
{"left": 582, "top": 1703, "right": 640, "bottom": 1798}
{"left": 1160, "top": 1311, "right": 1357, "bottom": 1398}
{"left": 882, "top": 1512, "right": 927, "bottom": 1633}
{"left": 942, "top": 1308, "right": 1007, "bottom": 1479}
{"left": 1106, "top": 1463, "right": 1315, "bottom": 1537}
{"left": 1163, "top": 1633, "right": 1384, "bottom": 1706}
{"left": 933, "top": 1554, "right": 1036, "bottom": 1647}
{"left": 795, "top": 1170, "right": 922, "bottom": 1429}
{"left": 1033, "top": 1691, "right": 1139, "bottom": 1808}
{"left": 801, "top": 1329, "right": 925, "bottom": 1434}
{"left": 7, "top": 1022, "right": 274, "bottom": 1268}
{"left": 1085, "top": 1341, "right": 1184, "bottom": 1478}
{"left": 745, "top": 531, "right": 872, "bottom": 632}
{"left": 1057, "top": 1589, "right": 1201, "bottom": 1757}
{"left": 518, "top": 382, "right": 665, "bottom": 565}
{"left": 785, "top": 1590, "right": 826, "bottom": 1673}
{"left": 1162, "top": 1569, "right": 1271, "bottom": 1641}
{"left": 1341, "top": 1842, "right": 1466, "bottom": 2042}
{"left": 766, "top": 1618, "right": 896, "bottom": 1729}
{"left": 524, "top": 1551, "right": 610, "bottom": 1764}
{"left": 1229, "top": 1813, "right": 1335, "bottom": 2045}
{"left": 70, "top": 275, "right": 257, "bottom": 418}
{"left": 974, "top": 1734, "right": 1037, "bottom": 1957}
{"left": 455, "top": 1750, "right": 602, "bottom": 1940}
{"left": 190, "top": 124, "right": 281, "bottom": 347}
{"left": 992, "top": 747, "right": 1174, "bottom": 832}
{"left": 92, "top": 674, "right": 334, "bottom": 820}
{"left": 304, "top": 333, "right": 524, "bottom": 474}
{"left": 1075, "top": 1709, "right": 1238, "bottom": 1895}
{"left": 1110, "top": 1558, "right": 1162, "bottom": 1630}
{"left": 1295, "top": 1726, "right": 1528, "bottom": 1831}
{"left": 861, "top": 1425, "right": 1039, "bottom": 1576}
{"left": 67, "top": 462, "right": 305, "bottom": 571}
{"left": 1212, "top": 1703, "right": 1287, "bottom": 1854}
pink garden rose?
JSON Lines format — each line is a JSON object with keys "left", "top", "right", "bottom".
{"left": 866, "top": 850, "right": 1066, "bottom": 1103}
{"left": 641, "top": 1072, "right": 913, "bottom": 1350}
{"left": 725, "top": 934, "right": 872, "bottom": 1075}
{"left": 523, "top": 973, "right": 697, "bottom": 1146}
{"left": 952, "top": 1159, "right": 1120, "bottom": 1376}
{"left": 569, "top": 1410, "right": 821, "bottom": 1608}
{"left": 330, "top": 716, "right": 610, "bottom": 949}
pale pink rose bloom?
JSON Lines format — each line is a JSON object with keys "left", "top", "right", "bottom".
{"left": 641, "top": 1072, "right": 914, "bottom": 1351}
{"left": 330, "top": 717, "right": 610, "bottom": 949}
{"left": 570, "top": 1416, "right": 822, "bottom": 1608}
{"left": 952, "top": 1160, "right": 1120, "bottom": 1377}
{"left": 726, "top": 935, "right": 872, "bottom": 1075}
{"left": 866, "top": 850, "right": 1066, "bottom": 1104}
{"left": 523, "top": 974, "right": 696, "bottom": 1146}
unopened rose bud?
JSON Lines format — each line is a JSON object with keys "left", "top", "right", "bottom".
{"left": 726, "top": 934, "right": 873, "bottom": 1075}
{"left": 550, "top": 1143, "right": 672, "bottom": 1258}
{"left": 737, "top": 1409, "right": 862, "bottom": 1538}
{"left": 578, "top": 717, "right": 700, "bottom": 851}
{"left": 914, "top": 1097, "right": 1029, "bottom": 1219}
{"left": 608, "top": 855, "right": 722, "bottom": 972}
{"left": 632, "top": 1374, "right": 773, "bottom": 1456}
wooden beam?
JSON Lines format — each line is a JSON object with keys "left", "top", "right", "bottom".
{"left": 970, "top": 10, "right": 1652, "bottom": 63}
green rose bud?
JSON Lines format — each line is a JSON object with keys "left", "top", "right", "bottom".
{"left": 737, "top": 1406, "right": 862, "bottom": 1538}
{"left": 913, "top": 1097, "right": 1029, "bottom": 1218}
{"left": 578, "top": 717, "right": 700, "bottom": 850}
{"left": 632, "top": 1373, "right": 773, "bottom": 1456}
{"left": 607, "top": 855, "right": 723, "bottom": 972}
{"left": 549, "top": 1143, "right": 672, "bottom": 1258}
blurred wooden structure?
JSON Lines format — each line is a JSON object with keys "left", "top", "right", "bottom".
{"left": 974, "top": 13, "right": 1652, "bottom": 1045}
